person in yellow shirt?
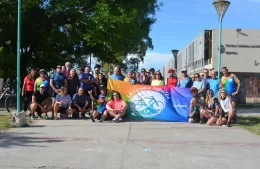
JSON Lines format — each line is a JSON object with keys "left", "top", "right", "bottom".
{"left": 151, "top": 71, "right": 164, "bottom": 86}
{"left": 124, "top": 70, "right": 136, "bottom": 84}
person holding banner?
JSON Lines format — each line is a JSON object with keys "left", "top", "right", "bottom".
{"left": 124, "top": 70, "right": 136, "bottom": 84}
{"left": 151, "top": 71, "right": 164, "bottom": 86}
{"left": 106, "top": 92, "right": 128, "bottom": 122}
{"left": 177, "top": 69, "right": 193, "bottom": 88}
{"left": 189, "top": 87, "right": 205, "bottom": 123}
{"left": 166, "top": 68, "right": 178, "bottom": 86}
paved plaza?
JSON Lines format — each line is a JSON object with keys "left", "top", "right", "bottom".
{"left": 1, "top": 118, "right": 260, "bottom": 169}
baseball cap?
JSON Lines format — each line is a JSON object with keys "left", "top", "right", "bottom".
{"left": 181, "top": 68, "right": 187, "bottom": 72}
{"left": 40, "top": 84, "right": 46, "bottom": 88}
{"left": 39, "top": 69, "right": 47, "bottom": 73}
{"left": 190, "top": 87, "right": 198, "bottom": 92}
{"left": 141, "top": 68, "right": 146, "bottom": 72}
{"left": 98, "top": 94, "right": 105, "bottom": 99}
{"left": 168, "top": 68, "right": 175, "bottom": 73}
{"left": 99, "top": 84, "right": 106, "bottom": 90}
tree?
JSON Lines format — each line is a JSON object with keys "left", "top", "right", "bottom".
{"left": 0, "top": 0, "right": 161, "bottom": 78}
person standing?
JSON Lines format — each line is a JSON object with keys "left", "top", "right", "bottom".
{"left": 109, "top": 66, "right": 124, "bottom": 81}
{"left": 22, "top": 68, "right": 37, "bottom": 112}
{"left": 220, "top": 67, "right": 240, "bottom": 112}
{"left": 151, "top": 71, "right": 164, "bottom": 86}
{"left": 208, "top": 70, "right": 220, "bottom": 98}
{"left": 192, "top": 73, "right": 206, "bottom": 100}
{"left": 79, "top": 66, "right": 95, "bottom": 96}
{"left": 177, "top": 69, "right": 193, "bottom": 88}
{"left": 35, "top": 69, "right": 50, "bottom": 92}
{"left": 124, "top": 70, "right": 136, "bottom": 84}
{"left": 166, "top": 68, "right": 178, "bottom": 87}
{"left": 63, "top": 62, "right": 72, "bottom": 77}
{"left": 202, "top": 69, "right": 211, "bottom": 91}
{"left": 67, "top": 69, "right": 80, "bottom": 98}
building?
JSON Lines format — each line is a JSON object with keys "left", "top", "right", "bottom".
{"left": 162, "top": 28, "right": 260, "bottom": 104}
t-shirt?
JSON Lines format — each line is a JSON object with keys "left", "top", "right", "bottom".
{"left": 56, "top": 94, "right": 72, "bottom": 108}
{"left": 124, "top": 77, "right": 136, "bottom": 84}
{"left": 95, "top": 100, "right": 107, "bottom": 114}
{"left": 109, "top": 74, "right": 124, "bottom": 81}
{"left": 51, "top": 72, "right": 67, "bottom": 89}
{"left": 220, "top": 74, "right": 240, "bottom": 95}
{"left": 35, "top": 77, "right": 50, "bottom": 92}
{"left": 151, "top": 80, "right": 164, "bottom": 86}
{"left": 209, "top": 78, "right": 220, "bottom": 98}
{"left": 192, "top": 80, "right": 206, "bottom": 96}
{"left": 24, "top": 76, "right": 35, "bottom": 92}
{"left": 167, "top": 77, "right": 178, "bottom": 86}
{"left": 33, "top": 91, "right": 49, "bottom": 105}
{"left": 177, "top": 76, "right": 193, "bottom": 88}
{"left": 72, "top": 93, "right": 89, "bottom": 108}
{"left": 79, "top": 73, "right": 95, "bottom": 91}
{"left": 220, "top": 97, "right": 231, "bottom": 113}
{"left": 107, "top": 99, "right": 127, "bottom": 111}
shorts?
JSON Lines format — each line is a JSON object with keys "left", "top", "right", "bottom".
{"left": 60, "top": 107, "right": 68, "bottom": 114}
{"left": 52, "top": 91, "right": 59, "bottom": 98}
{"left": 35, "top": 106, "right": 44, "bottom": 116}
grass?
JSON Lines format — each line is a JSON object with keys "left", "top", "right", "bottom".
{"left": 237, "top": 104, "right": 260, "bottom": 109}
{"left": 236, "top": 116, "right": 260, "bottom": 135}
{"left": 0, "top": 115, "right": 10, "bottom": 129}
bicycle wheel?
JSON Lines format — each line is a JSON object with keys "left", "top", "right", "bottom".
{"left": 5, "top": 95, "right": 18, "bottom": 112}
{"left": 152, "top": 101, "right": 164, "bottom": 110}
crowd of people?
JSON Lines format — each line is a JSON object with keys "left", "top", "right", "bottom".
{"left": 21, "top": 62, "right": 240, "bottom": 126}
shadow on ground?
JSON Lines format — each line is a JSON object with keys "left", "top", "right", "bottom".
{"left": 0, "top": 132, "right": 64, "bottom": 148}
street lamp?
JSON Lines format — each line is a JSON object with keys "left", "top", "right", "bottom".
{"left": 212, "top": 0, "right": 230, "bottom": 78}
{"left": 171, "top": 49, "right": 179, "bottom": 71}
{"left": 17, "top": 0, "right": 22, "bottom": 112}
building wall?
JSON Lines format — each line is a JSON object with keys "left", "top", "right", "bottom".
{"left": 211, "top": 28, "right": 260, "bottom": 73}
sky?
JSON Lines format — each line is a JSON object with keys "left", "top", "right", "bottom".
{"left": 139, "top": 0, "right": 260, "bottom": 71}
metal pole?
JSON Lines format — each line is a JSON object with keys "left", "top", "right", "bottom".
{"left": 217, "top": 20, "right": 223, "bottom": 79}
{"left": 17, "top": 0, "right": 21, "bottom": 112}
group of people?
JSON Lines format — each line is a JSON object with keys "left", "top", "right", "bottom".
{"left": 22, "top": 61, "right": 240, "bottom": 126}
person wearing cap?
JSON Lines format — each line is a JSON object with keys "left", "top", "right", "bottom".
{"left": 166, "top": 68, "right": 178, "bottom": 87}
{"left": 140, "top": 68, "right": 151, "bottom": 85}
{"left": 50, "top": 65, "right": 67, "bottom": 107}
{"left": 106, "top": 92, "right": 127, "bottom": 122}
{"left": 88, "top": 90, "right": 108, "bottom": 122}
{"left": 124, "top": 70, "right": 136, "bottom": 84}
{"left": 35, "top": 69, "right": 50, "bottom": 92}
{"left": 110, "top": 66, "right": 124, "bottom": 81}
{"left": 177, "top": 68, "right": 193, "bottom": 88}
{"left": 189, "top": 87, "right": 205, "bottom": 123}
{"left": 30, "top": 84, "right": 51, "bottom": 119}
{"left": 22, "top": 68, "right": 37, "bottom": 112}
{"left": 71, "top": 87, "right": 90, "bottom": 118}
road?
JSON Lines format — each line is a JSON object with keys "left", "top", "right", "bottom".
{"left": 0, "top": 119, "right": 260, "bottom": 169}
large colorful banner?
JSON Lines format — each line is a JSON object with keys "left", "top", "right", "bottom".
{"left": 108, "top": 79, "right": 192, "bottom": 122}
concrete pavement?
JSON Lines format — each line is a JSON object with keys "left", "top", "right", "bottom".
{"left": 1, "top": 119, "right": 260, "bottom": 169}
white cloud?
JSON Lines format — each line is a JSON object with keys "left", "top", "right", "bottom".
{"left": 138, "top": 52, "right": 173, "bottom": 71}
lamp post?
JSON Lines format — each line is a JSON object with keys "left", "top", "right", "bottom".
{"left": 212, "top": 0, "right": 230, "bottom": 78}
{"left": 17, "top": 0, "right": 21, "bottom": 112}
{"left": 171, "top": 49, "right": 179, "bottom": 71}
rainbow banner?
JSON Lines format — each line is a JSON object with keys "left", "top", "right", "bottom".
{"left": 108, "top": 78, "right": 192, "bottom": 122}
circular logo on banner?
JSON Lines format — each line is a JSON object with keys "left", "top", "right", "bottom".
{"left": 130, "top": 89, "right": 166, "bottom": 118}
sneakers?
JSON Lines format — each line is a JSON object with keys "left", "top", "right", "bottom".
{"left": 99, "top": 115, "right": 106, "bottom": 122}
{"left": 112, "top": 117, "right": 123, "bottom": 123}
{"left": 227, "top": 121, "right": 232, "bottom": 127}
{"left": 89, "top": 114, "right": 95, "bottom": 122}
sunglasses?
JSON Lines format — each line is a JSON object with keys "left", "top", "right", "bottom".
{"left": 113, "top": 94, "right": 119, "bottom": 96}
{"left": 195, "top": 76, "right": 199, "bottom": 78}
{"left": 40, "top": 87, "right": 45, "bottom": 89}
{"left": 221, "top": 92, "right": 226, "bottom": 94}
{"left": 57, "top": 67, "right": 61, "bottom": 69}
{"left": 209, "top": 92, "right": 213, "bottom": 94}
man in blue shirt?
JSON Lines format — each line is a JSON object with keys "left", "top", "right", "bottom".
{"left": 177, "top": 69, "right": 193, "bottom": 88}
{"left": 79, "top": 67, "right": 95, "bottom": 95}
{"left": 109, "top": 66, "right": 124, "bottom": 81}
{"left": 208, "top": 70, "right": 220, "bottom": 98}
{"left": 50, "top": 65, "right": 67, "bottom": 103}
{"left": 202, "top": 69, "right": 212, "bottom": 91}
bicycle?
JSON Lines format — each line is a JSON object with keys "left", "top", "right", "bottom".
{"left": 0, "top": 78, "right": 21, "bottom": 112}
{"left": 132, "top": 96, "right": 164, "bottom": 112}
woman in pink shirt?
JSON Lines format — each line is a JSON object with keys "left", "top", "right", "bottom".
{"left": 106, "top": 92, "right": 128, "bottom": 122}
{"left": 22, "top": 68, "right": 37, "bottom": 112}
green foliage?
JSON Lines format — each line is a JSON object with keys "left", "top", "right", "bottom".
{"left": 0, "top": 0, "right": 161, "bottom": 76}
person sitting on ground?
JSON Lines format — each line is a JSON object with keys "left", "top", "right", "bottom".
{"left": 151, "top": 71, "right": 164, "bottom": 86}
{"left": 106, "top": 91, "right": 128, "bottom": 122}
{"left": 88, "top": 90, "right": 108, "bottom": 122}
{"left": 189, "top": 87, "right": 204, "bottom": 123}
{"left": 200, "top": 89, "right": 220, "bottom": 125}
{"left": 30, "top": 84, "right": 51, "bottom": 119}
{"left": 53, "top": 86, "right": 73, "bottom": 119}
{"left": 216, "top": 88, "right": 235, "bottom": 127}
{"left": 124, "top": 70, "right": 136, "bottom": 84}
{"left": 71, "top": 87, "right": 90, "bottom": 118}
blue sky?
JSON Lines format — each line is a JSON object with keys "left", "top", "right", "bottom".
{"left": 139, "top": 0, "right": 260, "bottom": 70}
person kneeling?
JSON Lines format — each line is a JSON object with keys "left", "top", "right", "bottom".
{"left": 72, "top": 87, "right": 90, "bottom": 118}
{"left": 88, "top": 91, "right": 108, "bottom": 122}
{"left": 189, "top": 87, "right": 204, "bottom": 123}
{"left": 30, "top": 84, "right": 51, "bottom": 119}
{"left": 53, "top": 86, "right": 73, "bottom": 120}
{"left": 106, "top": 92, "right": 127, "bottom": 123}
